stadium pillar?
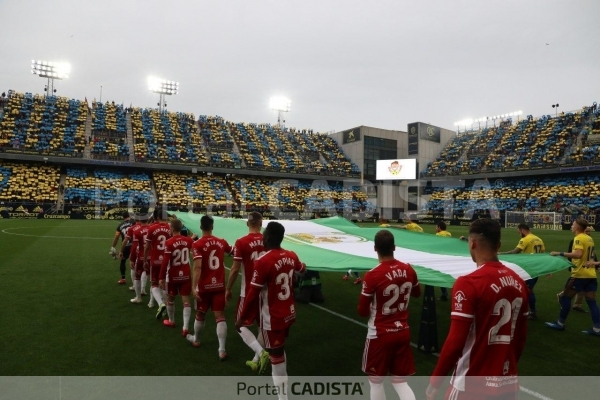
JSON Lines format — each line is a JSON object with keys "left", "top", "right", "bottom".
{"left": 417, "top": 285, "right": 439, "bottom": 353}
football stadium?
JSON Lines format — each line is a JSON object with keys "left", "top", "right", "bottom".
{"left": 1, "top": 1, "right": 600, "bottom": 399}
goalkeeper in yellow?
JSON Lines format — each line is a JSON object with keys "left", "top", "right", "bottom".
{"left": 499, "top": 223, "right": 545, "bottom": 320}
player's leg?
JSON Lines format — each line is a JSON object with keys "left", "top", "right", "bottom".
{"left": 236, "top": 296, "right": 264, "bottom": 370}
{"left": 141, "top": 268, "right": 148, "bottom": 296}
{"left": 353, "top": 270, "right": 362, "bottom": 284}
{"left": 118, "top": 246, "right": 130, "bottom": 284}
{"left": 572, "top": 292, "right": 587, "bottom": 312}
{"left": 213, "top": 292, "right": 228, "bottom": 361}
{"left": 187, "top": 296, "right": 207, "bottom": 347}
{"left": 581, "top": 279, "right": 600, "bottom": 335}
{"left": 261, "top": 329, "right": 289, "bottom": 400}
{"left": 390, "top": 330, "right": 416, "bottom": 400}
{"left": 362, "top": 335, "right": 391, "bottom": 400}
{"left": 130, "top": 262, "right": 144, "bottom": 303}
{"left": 546, "top": 278, "right": 577, "bottom": 330}
{"left": 525, "top": 278, "right": 538, "bottom": 319}
{"left": 163, "top": 292, "right": 176, "bottom": 327}
{"left": 180, "top": 283, "right": 192, "bottom": 337}
{"left": 150, "top": 263, "right": 164, "bottom": 310}
{"left": 129, "top": 260, "right": 136, "bottom": 291}
{"left": 439, "top": 287, "right": 449, "bottom": 301}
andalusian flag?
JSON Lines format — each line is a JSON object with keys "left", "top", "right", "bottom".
{"left": 173, "top": 212, "right": 571, "bottom": 287}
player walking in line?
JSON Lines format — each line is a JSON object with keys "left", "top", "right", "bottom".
{"left": 499, "top": 223, "right": 545, "bottom": 320}
{"left": 159, "top": 219, "right": 194, "bottom": 336}
{"left": 188, "top": 216, "right": 232, "bottom": 361}
{"left": 358, "top": 229, "right": 421, "bottom": 400}
{"left": 128, "top": 214, "right": 152, "bottom": 304}
{"left": 119, "top": 216, "right": 146, "bottom": 295}
{"left": 236, "top": 222, "right": 306, "bottom": 400}
{"left": 225, "top": 212, "right": 270, "bottom": 372}
{"left": 144, "top": 209, "right": 171, "bottom": 313}
{"left": 427, "top": 219, "right": 529, "bottom": 400}
{"left": 110, "top": 211, "right": 135, "bottom": 285}
{"left": 547, "top": 218, "right": 600, "bottom": 335}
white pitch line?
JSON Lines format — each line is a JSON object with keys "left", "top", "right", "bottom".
{"left": 1, "top": 227, "right": 107, "bottom": 240}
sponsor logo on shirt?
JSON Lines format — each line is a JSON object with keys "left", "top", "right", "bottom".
{"left": 454, "top": 290, "right": 467, "bottom": 311}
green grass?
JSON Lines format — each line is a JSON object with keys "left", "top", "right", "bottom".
{"left": 1, "top": 219, "right": 599, "bottom": 383}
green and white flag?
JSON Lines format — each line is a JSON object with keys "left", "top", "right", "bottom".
{"left": 173, "top": 213, "right": 571, "bottom": 288}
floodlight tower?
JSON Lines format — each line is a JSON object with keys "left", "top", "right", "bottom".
{"left": 31, "top": 60, "right": 71, "bottom": 96}
{"left": 148, "top": 76, "right": 179, "bottom": 112}
{"left": 269, "top": 96, "right": 291, "bottom": 128}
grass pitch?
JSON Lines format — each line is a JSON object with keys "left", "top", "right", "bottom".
{"left": 1, "top": 219, "right": 599, "bottom": 382}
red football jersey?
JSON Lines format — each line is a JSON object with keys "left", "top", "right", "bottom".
{"left": 127, "top": 224, "right": 142, "bottom": 261}
{"left": 441, "top": 261, "right": 529, "bottom": 394}
{"left": 145, "top": 222, "right": 171, "bottom": 264}
{"left": 250, "top": 249, "right": 306, "bottom": 331}
{"left": 160, "top": 235, "right": 194, "bottom": 282}
{"left": 192, "top": 235, "right": 232, "bottom": 292}
{"left": 233, "top": 232, "right": 265, "bottom": 297}
{"left": 133, "top": 224, "right": 150, "bottom": 261}
{"left": 360, "top": 259, "right": 419, "bottom": 339}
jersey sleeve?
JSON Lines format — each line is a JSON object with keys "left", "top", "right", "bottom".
{"left": 250, "top": 259, "right": 268, "bottom": 288}
{"left": 233, "top": 239, "right": 243, "bottom": 261}
{"left": 516, "top": 238, "right": 527, "bottom": 251}
{"left": 291, "top": 252, "right": 306, "bottom": 274}
{"left": 360, "top": 270, "right": 375, "bottom": 297}
{"left": 145, "top": 227, "right": 154, "bottom": 243}
{"left": 192, "top": 241, "right": 202, "bottom": 260}
{"left": 450, "top": 276, "right": 477, "bottom": 321}
{"left": 159, "top": 241, "right": 171, "bottom": 280}
{"left": 573, "top": 237, "right": 584, "bottom": 251}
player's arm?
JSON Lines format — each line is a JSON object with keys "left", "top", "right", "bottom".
{"left": 192, "top": 257, "right": 202, "bottom": 297}
{"left": 159, "top": 246, "right": 171, "bottom": 290}
{"left": 428, "top": 318, "right": 472, "bottom": 390}
{"left": 550, "top": 249, "right": 583, "bottom": 258}
{"left": 235, "top": 262, "right": 265, "bottom": 330}
{"left": 357, "top": 272, "right": 372, "bottom": 317}
{"left": 514, "top": 307, "right": 529, "bottom": 362}
{"left": 499, "top": 247, "right": 522, "bottom": 255}
{"left": 143, "top": 234, "right": 152, "bottom": 265}
{"left": 110, "top": 230, "right": 120, "bottom": 255}
{"left": 119, "top": 235, "right": 130, "bottom": 254}
{"left": 411, "top": 282, "right": 421, "bottom": 298}
{"left": 225, "top": 259, "right": 242, "bottom": 302}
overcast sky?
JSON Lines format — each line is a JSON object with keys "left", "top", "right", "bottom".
{"left": 1, "top": 0, "right": 599, "bottom": 133}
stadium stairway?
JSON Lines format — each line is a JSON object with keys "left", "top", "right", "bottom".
{"left": 561, "top": 112, "right": 597, "bottom": 164}
{"left": 56, "top": 173, "right": 67, "bottom": 212}
{"left": 83, "top": 112, "right": 93, "bottom": 159}
{"left": 125, "top": 113, "right": 135, "bottom": 162}
{"left": 231, "top": 140, "right": 246, "bottom": 168}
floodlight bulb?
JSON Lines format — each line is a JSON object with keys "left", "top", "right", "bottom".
{"left": 269, "top": 96, "right": 291, "bottom": 112}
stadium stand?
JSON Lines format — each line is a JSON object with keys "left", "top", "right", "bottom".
{"left": 90, "top": 102, "right": 129, "bottom": 160}
{"left": 0, "top": 161, "right": 60, "bottom": 202}
{"left": 198, "top": 116, "right": 239, "bottom": 168}
{"left": 63, "top": 168, "right": 154, "bottom": 206}
{"left": 153, "top": 171, "right": 234, "bottom": 210}
{"left": 0, "top": 91, "right": 86, "bottom": 156}
{"left": 424, "top": 105, "right": 600, "bottom": 177}
{"left": 423, "top": 174, "right": 600, "bottom": 216}
{"left": 132, "top": 108, "right": 206, "bottom": 164}
{"left": 309, "top": 133, "right": 361, "bottom": 176}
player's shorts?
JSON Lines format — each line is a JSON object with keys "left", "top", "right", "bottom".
{"left": 237, "top": 296, "right": 258, "bottom": 326}
{"left": 525, "top": 277, "right": 538, "bottom": 290}
{"left": 196, "top": 290, "right": 226, "bottom": 313}
{"left": 565, "top": 277, "right": 597, "bottom": 293}
{"left": 259, "top": 326, "right": 290, "bottom": 350}
{"left": 166, "top": 280, "right": 191, "bottom": 297}
{"left": 135, "top": 259, "right": 145, "bottom": 277}
{"left": 444, "top": 385, "right": 518, "bottom": 400}
{"left": 362, "top": 329, "right": 414, "bottom": 377}
{"left": 150, "top": 261, "right": 162, "bottom": 283}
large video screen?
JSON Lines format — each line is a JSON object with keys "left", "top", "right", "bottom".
{"left": 376, "top": 159, "right": 417, "bottom": 180}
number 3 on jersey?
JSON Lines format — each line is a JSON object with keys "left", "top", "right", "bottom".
{"left": 276, "top": 270, "right": 295, "bottom": 301}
